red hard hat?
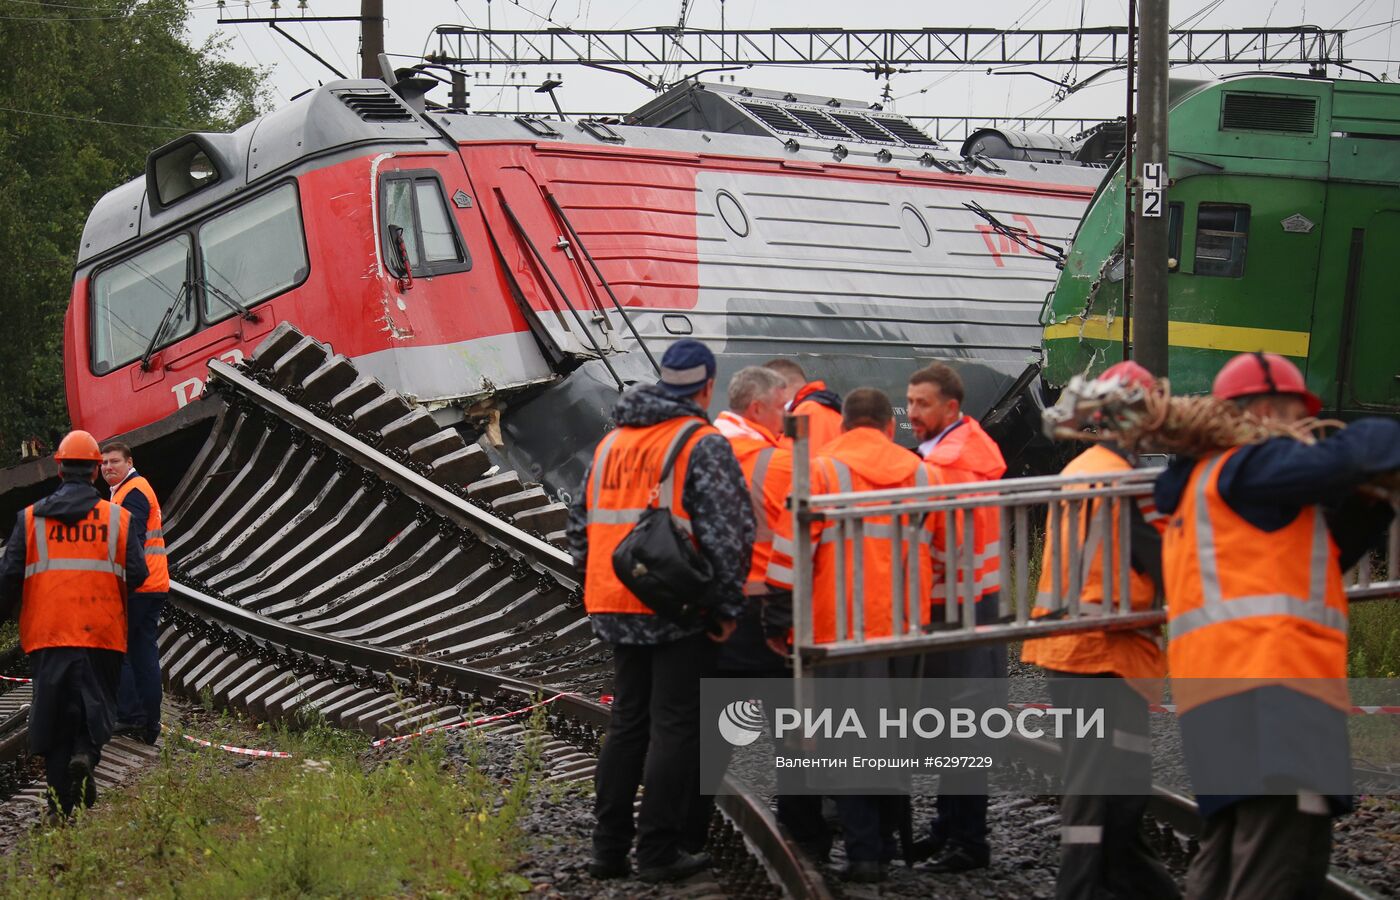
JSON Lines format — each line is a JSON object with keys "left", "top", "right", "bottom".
{"left": 1212, "top": 352, "right": 1322, "bottom": 416}
{"left": 54, "top": 430, "right": 102, "bottom": 463}
{"left": 1098, "top": 360, "right": 1156, "bottom": 391}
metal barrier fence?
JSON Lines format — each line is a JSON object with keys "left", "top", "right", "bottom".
{"left": 785, "top": 416, "right": 1400, "bottom": 675}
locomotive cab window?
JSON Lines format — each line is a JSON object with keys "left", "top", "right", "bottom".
{"left": 1195, "top": 204, "right": 1250, "bottom": 278}
{"left": 199, "top": 184, "right": 308, "bottom": 324}
{"left": 90, "top": 182, "right": 308, "bottom": 375}
{"left": 379, "top": 172, "right": 470, "bottom": 278}
{"left": 91, "top": 236, "right": 197, "bottom": 374}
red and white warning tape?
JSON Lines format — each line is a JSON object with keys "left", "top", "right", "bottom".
{"left": 0, "top": 674, "right": 32, "bottom": 683}
{"left": 180, "top": 732, "right": 294, "bottom": 758}
{"left": 1008, "top": 701, "right": 1400, "bottom": 715}
{"left": 371, "top": 691, "right": 579, "bottom": 748}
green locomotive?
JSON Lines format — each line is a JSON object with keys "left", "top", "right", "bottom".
{"left": 1041, "top": 73, "right": 1400, "bottom": 415}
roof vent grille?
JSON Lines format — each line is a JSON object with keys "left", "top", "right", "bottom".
{"left": 872, "top": 116, "right": 940, "bottom": 147}
{"left": 829, "top": 112, "right": 897, "bottom": 144}
{"left": 737, "top": 101, "right": 809, "bottom": 136}
{"left": 1220, "top": 92, "right": 1317, "bottom": 134}
{"left": 789, "top": 107, "right": 852, "bottom": 139}
{"left": 334, "top": 88, "right": 416, "bottom": 123}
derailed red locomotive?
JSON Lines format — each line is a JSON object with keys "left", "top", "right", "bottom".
{"left": 65, "top": 78, "right": 1104, "bottom": 498}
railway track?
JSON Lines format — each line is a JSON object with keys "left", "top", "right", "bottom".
{"left": 0, "top": 324, "right": 1384, "bottom": 898}
{"left": 0, "top": 323, "right": 824, "bottom": 897}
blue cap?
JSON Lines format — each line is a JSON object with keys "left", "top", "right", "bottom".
{"left": 657, "top": 339, "right": 716, "bottom": 397}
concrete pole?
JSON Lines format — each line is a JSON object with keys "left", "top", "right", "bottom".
{"left": 1133, "top": 0, "right": 1170, "bottom": 376}
{"left": 360, "top": 0, "right": 385, "bottom": 80}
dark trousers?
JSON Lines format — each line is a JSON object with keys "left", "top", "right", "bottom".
{"left": 1186, "top": 796, "right": 1332, "bottom": 900}
{"left": 1049, "top": 672, "right": 1178, "bottom": 900}
{"left": 834, "top": 794, "right": 905, "bottom": 863}
{"left": 594, "top": 632, "right": 714, "bottom": 869}
{"left": 923, "top": 592, "right": 1006, "bottom": 859}
{"left": 117, "top": 592, "right": 165, "bottom": 737}
{"left": 28, "top": 648, "right": 122, "bottom": 816}
{"left": 685, "top": 651, "right": 798, "bottom": 854}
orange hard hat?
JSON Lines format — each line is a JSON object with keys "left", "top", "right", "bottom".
{"left": 1098, "top": 360, "right": 1156, "bottom": 391}
{"left": 54, "top": 430, "right": 102, "bottom": 463}
{"left": 1212, "top": 352, "right": 1321, "bottom": 416}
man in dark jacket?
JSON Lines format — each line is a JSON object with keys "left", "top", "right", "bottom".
{"left": 1155, "top": 353, "right": 1399, "bottom": 900}
{"left": 568, "top": 339, "right": 755, "bottom": 884}
{"left": 0, "top": 431, "right": 147, "bottom": 818}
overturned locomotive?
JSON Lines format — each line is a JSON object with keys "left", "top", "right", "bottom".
{"left": 63, "top": 77, "right": 1105, "bottom": 505}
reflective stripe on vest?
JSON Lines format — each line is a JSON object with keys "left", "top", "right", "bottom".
{"left": 1170, "top": 454, "right": 1345, "bottom": 641}
{"left": 808, "top": 455, "right": 934, "bottom": 643}
{"left": 111, "top": 474, "right": 169, "bottom": 592}
{"left": 583, "top": 418, "right": 714, "bottom": 616}
{"left": 19, "top": 500, "right": 129, "bottom": 654}
{"left": 24, "top": 504, "right": 124, "bottom": 579}
{"left": 744, "top": 447, "right": 778, "bottom": 596}
{"left": 1164, "top": 448, "right": 1348, "bottom": 712}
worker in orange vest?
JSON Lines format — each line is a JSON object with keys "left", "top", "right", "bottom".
{"left": 1021, "top": 361, "right": 1178, "bottom": 900}
{"left": 1155, "top": 353, "right": 1400, "bottom": 900}
{"left": 906, "top": 362, "right": 1007, "bottom": 872}
{"left": 764, "top": 358, "right": 844, "bottom": 452}
{"left": 768, "top": 388, "right": 948, "bottom": 883}
{"left": 0, "top": 431, "right": 146, "bottom": 818}
{"left": 101, "top": 441, "right": 168, "bottom": 746}
{"left": 567, "top": 339, "right": 754, "bottom": 884}
{"left": 686, "top": 365, "right": 836, "bottom": 858}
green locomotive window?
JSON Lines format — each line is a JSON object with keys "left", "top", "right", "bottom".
{"left": 199, "top": 184, "right": 309, "bottom": 325}
{"left": 91, "top": 235, "right": 197, "bottom": 374}
{"left": 1195, "top": 204, "right": 1250, "bottom": 278}
{"left": 1168, "top": 203, "right": 1183, "bottom": 267}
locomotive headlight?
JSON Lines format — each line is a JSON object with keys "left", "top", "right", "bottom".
{"left": 189, "top": 154, "right": 216, "bottom": 183}
{"left": 146, "top": 136, "right": 225, "bottom": 209}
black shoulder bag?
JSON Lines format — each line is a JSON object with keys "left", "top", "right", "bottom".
{"left": 611, "top": 421, "right": 714, "bottom": 624}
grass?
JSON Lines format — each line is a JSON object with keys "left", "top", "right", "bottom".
{"left": 1, "top": 706, "right": 544, "bottom": 898}
{"left": 0, "top": 620, "right": 17, "bottom": 657}
{"left": 1349, "top": 599, "right": 1400, "bottom": 679}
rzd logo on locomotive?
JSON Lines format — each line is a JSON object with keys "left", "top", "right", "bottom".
{"left": 170, "top": 349, "right": 246, "bottom": 409}
{"left": 976, "top": 214, "right": 1042, "bottom": 267}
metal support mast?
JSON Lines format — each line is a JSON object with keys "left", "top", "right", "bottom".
{"left": 361, "top": 0, "right": 385, "bottom": 80}
{"left": 1134, "top": 0, "right": 1171, "bottom": 376}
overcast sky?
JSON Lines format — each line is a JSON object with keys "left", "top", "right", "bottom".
{"left": 187, "top": 0, "right": 1400, "bottom": 129}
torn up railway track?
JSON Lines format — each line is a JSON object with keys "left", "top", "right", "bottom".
{"left": 38, "top": 322, "right": 823, "bottom": 898}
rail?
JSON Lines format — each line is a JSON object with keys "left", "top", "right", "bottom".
{"left": 203, "top": 358, "right": 580, "bottom": 590}
{"left": 785, "top": 415, "right": 1400, "bottom": 673}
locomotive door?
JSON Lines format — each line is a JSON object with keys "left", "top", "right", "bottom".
{"left": 1344, "top": 210, "right": 1400, "bottom": 410}
{"left": 481, "top": 167, "right": 619, "bottom": 362}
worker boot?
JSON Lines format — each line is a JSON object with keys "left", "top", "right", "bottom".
{"left": 67, "top": 751, "right": 93, "bottom": 783}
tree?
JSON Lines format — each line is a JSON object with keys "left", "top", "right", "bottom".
{"left": 0, "top": 0, "right": 268, "bottom": 462}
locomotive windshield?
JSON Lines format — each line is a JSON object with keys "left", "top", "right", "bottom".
{"left": 91, "top": 236, "right": 196, "bottom": 375}
{"left": 90, "top": 183, "right": 308, "bottom": 374}
{"left": 198, "top": 185, "right": 308, "bottom": 324}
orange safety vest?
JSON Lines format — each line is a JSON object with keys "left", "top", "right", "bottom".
{"left": 924, "top": 416, "right": 1006, "bottom": 603}
{"left": 716, "top": 412, "right": 793, "bottom": 597}
{"left": 111, "top": 473, "right": 170, "bottom": 594}
{"left": 583, "top": 416, "right": 719, "bottom": 615}
{"left": 768, "top": 428, "right": 939, "bottom": 644}
{"left": 1021, "top": 444, "right": 1166, "bottom": 681}
{"left": 1163, "top": 447, "right": 1349, "bottom": 713}
{"left": 19, "top": 500, "right": 131, "bottom": 653}
{"left": 791, "top": 382, "right": 844, "bottom": 452}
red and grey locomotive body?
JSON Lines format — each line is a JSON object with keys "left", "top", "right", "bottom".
{"left": 67, "top": 79, "right": 1103, "bottom": 497}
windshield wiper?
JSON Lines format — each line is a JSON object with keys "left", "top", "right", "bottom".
{"left": 197, "top": 278, "right": 259, "bottom": 322}
{"left": 139, "top": 279, "right": 191, "bottom": 372}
